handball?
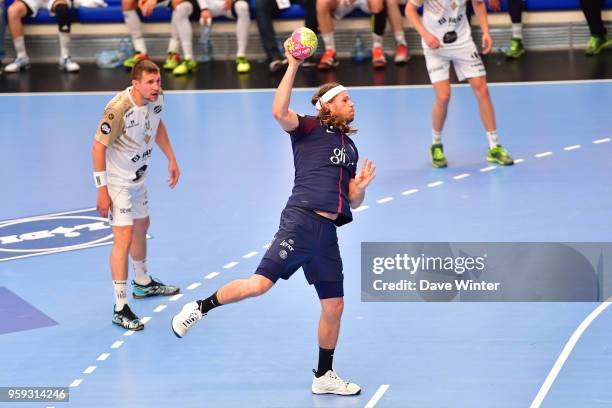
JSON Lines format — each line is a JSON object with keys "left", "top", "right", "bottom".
{"left": 287, "top": 27, "right": 318, "bottom": 60}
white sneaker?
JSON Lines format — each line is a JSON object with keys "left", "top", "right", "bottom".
{"left": 171, "top": 301, "right": 203, "bottom": 338}
{"left": 59, "top": 56, "right": 80, "bottom": 72}
{"left": 4, "top": 57, "right": 30, "bottom": 73}
{"left": 311, "top": 369, "right": 361, "bottom": 395}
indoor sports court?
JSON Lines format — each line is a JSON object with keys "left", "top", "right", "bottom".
{"left": 1, "top": 0, "right": 612, "bottom": 406}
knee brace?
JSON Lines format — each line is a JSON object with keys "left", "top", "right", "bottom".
{"left": 54, "top": 2, "right": 71, "bottom": 33}
{"left": 371, "top": 7, "right": 386, "bottom": 36}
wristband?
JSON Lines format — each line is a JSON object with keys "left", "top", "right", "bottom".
{"left": 94, "top": 171, "right": 107, "bottom": 188}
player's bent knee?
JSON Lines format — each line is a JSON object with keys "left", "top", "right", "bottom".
{"left": 249, "top": 275, "right": 273, "bottom": 296}
{"left": 322, "top": 298, "right": 344, "bottom": 318}
{"left": 122, "top": 0, "right": 138, "bottom": 10}
{"left": 8, "top": 3, "right": 26, "bottom": 20}
{"left": 234, "top": 0, "right": 249, "bottom": 15}
{"left": 317, "top": 0, "right": 334, "bottom": 13}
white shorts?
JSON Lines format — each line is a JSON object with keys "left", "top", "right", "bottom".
{"left": 22, "top": 0, "right": 65, "bottom": 17}
{"left": 107, "top": 183, "right": 149, "bottom": 227}
{"left": 333, "top": 0, "right": 369, "bottom": 20}
{"left": 423, "top": 41, "right": 486, "bottom": 83}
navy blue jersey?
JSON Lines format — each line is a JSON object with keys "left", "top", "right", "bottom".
{"left": 285, "top": 115, "right": 359, "bottom": 227}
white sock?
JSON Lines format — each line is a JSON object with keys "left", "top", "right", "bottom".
{"left": 14, "top": 36, "right": 28, "bottom": 59}
{"left": 512, "top": 23, "right": 523, "bottom": 40}
{"left": 322, "top": 33, "right": 335, "bottom": 51}
{"left": 486, "top": 130, "right": 499, "bottom": 148}
{"left": 133, "top": 258, "right": 151, "bottom": 285}
{"left": 234, "top": 1, "right": 249, "bottom": 57}
{"left": 168, "top": 38, "right": 180, "bottom": 54}
{"left": 394, "top": 31, "right": 407, "bottom": 46}
{"left": 58, "top": 32, "right": 70, "bottom": 59}
{"left": 372, "top": 33, "right": 383, "bottom": 49}
{"left": 172, "top": 1, "right": 194, "bottom": 60}
{"left": 432, "top": 129, "right": 442, "bottom": 145}
{"left": 113, "top": 280, "right": 128, "bottom": 311}
{"left": 123, "top": 10, "right": 147, "bottom": 54}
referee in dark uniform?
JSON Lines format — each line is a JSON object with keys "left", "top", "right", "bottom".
{"left": 172, "top": 40, "right": 376, "bottom": 396}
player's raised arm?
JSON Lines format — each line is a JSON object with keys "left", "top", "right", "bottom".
{"left": 271, "top": 40, "right": 301, "bottom": 132}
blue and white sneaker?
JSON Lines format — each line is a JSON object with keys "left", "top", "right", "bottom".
{"left": 132, "top": 276, "right": 180, "bottom": 299}
{"left": 112, "top": 304, "right": 144, "bottom": 331}
{"left": 4, "top": 57, "right": 30, "bottom": 73}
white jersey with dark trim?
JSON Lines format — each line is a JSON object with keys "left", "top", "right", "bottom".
{"left": 410, "top": 0, "right": 483, "bottom": 50}
{"left": 95, "top": 87, "right": 164, "bottom": 187}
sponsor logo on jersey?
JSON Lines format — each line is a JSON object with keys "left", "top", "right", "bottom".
{"left": 101, "top": 122, "right": 111, "bottom": 135}
{"left": 153, "top": 105, "right": 162, "bottom": 114}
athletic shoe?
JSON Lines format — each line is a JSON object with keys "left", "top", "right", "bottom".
{"left": 123, "top": 52, "right": 149, "bottom": 69}
{"left": 430, "top": 143, "right": 448, "bottom": 168}
{"left": 269, "top": 57, "right": 287, "bottom": 72}
{"left": 372, "top": 47, "right": 387, "bottom": 69}
{"left": 59, "top": 56, "right": 80, "bottom": 72}
{"left": 487, "top": 145, "right": 514, "bottom": 165}
{"left": 163, "top": 52, "right": 181, "bottom": 71}
{"left": 171, "top": 301, "right": 203, "bottom": 338}
{"left": 505, "top": 38, "right": 525, "bottom": 59}
{"left": 4, "top": 57, "right": 30, "bottom": 73}
{"left": 132, "top": 276, "right": 180, "bottom": 298}
{"left": 311, "top": 369, "right": 361, "bottom": 395}
{"left": 585, "top": 35, "right": 612, "bottom": 56}
{"left": 394, "top": 44, "right": 410, "bottom": 64}
{"left": 172, "top": 59, "right": 198, "bottom": 76}
{"left": 236, "top": 56, "right": 251, "bottom": 73}
{"left": 112, "top": 304, "right": 144, "bottom": 331}
{"left": 318, "top": 49, "right": 339, "bottom": 70}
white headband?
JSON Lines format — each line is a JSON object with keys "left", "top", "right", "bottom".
{"left": 315, "top": 85, "right": 347, "bottom": 111}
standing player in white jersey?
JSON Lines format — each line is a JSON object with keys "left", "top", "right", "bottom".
{"left": 406, "top": 0, "right": 514, "bottom": 168}
{"left": 92, "top": 60, "right": 181, "bottom": 331}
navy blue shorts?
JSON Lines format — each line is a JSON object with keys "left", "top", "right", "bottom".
{"left": 255, "top": 206, "right": 344, "bottom": 299}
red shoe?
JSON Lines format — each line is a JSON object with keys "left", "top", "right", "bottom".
{"left": 394, "top": 44, "right": 410, "bottom": 64}
{"left": 372, "top": 47, "right": 387, "bottom": 69}
{"left": 318, "top": 49, "right": 339, "bottom": 70}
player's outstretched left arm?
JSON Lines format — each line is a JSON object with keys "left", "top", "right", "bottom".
{"left": 155, "top": 120, "right": 180, "bottom": 188}
{"left": 348, "top": 158, "right": 376, "bottom": 209}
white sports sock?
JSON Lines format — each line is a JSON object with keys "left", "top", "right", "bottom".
{"left": 133, "top": 258, "right": 151, "bottom": 285}
{"left": 432, "top": 129, "right": 442, "bottom": 145}
{"left": 322, "top": 33, "right": 335, "bottom": 51}
{"left": 394, "top": 31, "right": 407, "bottom": 46}
{"left": 486, "top": 130, "right": 499, "bottom": 148}
{"left": 234, "top": 1, "right": 249, "bottom": 57}
{"left": 172, "top": 1, "right": 194, "bottom": 60}
{"left": 113, "top": 280, "right": 128, "bottom": 311}
{"left": 58, "top": 32, "right": 70, "bottom": 59}
{"left": 512, "top": 23, "right": 523, "bottom": 40}
{"left": 123, "top": 10, "right": 147, "bottom": 53}
{"left": 168, "top": 38, "right": 180, "bottom": 54}
{"left": 14, "top": 36, "right": 28, "bottom": 59}
{"left": 372, "top": 33, "right": 383, "bottom": 49}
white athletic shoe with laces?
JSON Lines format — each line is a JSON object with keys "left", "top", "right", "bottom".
{"left": 4, "top": 57, "right": 30, "bottom": 73}
{"left": 59, "top": 56, "right": 80, "bottom": 72}
{"left": 172, "top": 301, "right": 203, "bottom": 338}
{"left": 311, "top": 369, "right": 361, "bottom": 395}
